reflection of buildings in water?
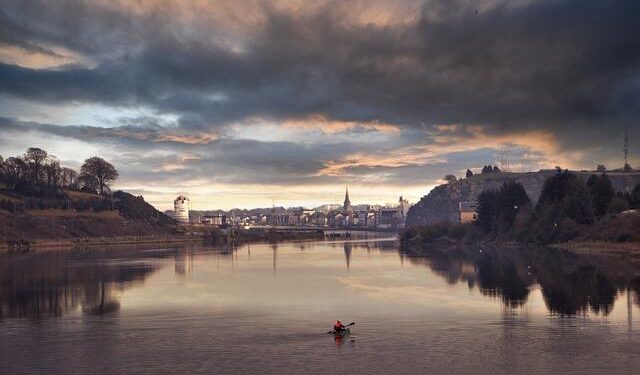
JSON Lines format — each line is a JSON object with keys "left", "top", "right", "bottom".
{"left": 628, "top": 288, "right": 633, "bottom": 332}
{"left": 271, "top": 243, "right": 278, "bottom": 274}
{"left": 210, "top": 245, "right": 239, "bottom": 273}
{"left": 331, "top": 239, "right": 400, "bottom": 269}
{"left": 344, "top": 243, "right": 352, "bottom": 270}
{"left": 174, "top": 251, "right": 194, "bottom": 277}
{"left": 0, "top": 253, "right": 158, "bottom": 319}
{"left": 374, "top": 240, "right": 399, "bottom": 252}
{"left": 401, "top": 245, "right": 640, "bottom": 318}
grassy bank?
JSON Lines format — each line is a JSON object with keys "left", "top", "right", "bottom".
{"left": 0, "top": 210, "right": 177, "bottom": 241}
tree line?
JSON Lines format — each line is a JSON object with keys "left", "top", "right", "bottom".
{"left": 0, "top": 147, "right": 118, "bottom": 197}
{"left": 476, "top": 168, "right": 640, "bottom": 243}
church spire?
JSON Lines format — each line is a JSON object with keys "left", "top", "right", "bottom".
{"left": 343, "top": 186, "right": 351, "bottom": 212}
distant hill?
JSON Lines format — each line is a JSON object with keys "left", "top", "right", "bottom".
{"left": 406, "top": 170, "right": 640, "bottom": 226}
{"left": 112, "top": 191, "right": 175, "bottom": 225}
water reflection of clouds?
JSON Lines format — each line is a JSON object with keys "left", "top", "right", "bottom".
{"left": 336, "top": 275, "right": 500, "bottom": 313}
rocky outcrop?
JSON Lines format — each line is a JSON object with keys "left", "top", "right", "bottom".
{"left": 406, "top": 170, "right": 640, "bottom": 226}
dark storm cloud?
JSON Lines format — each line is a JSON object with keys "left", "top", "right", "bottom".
{"left": 0, "top": 62, "right": 143, "bottom": 105}
{"left": 0, "top": 0, "right": 153, "bottom": 56}
{"left": 1, "top": 0, "right": 638, "bottom": 137}
{"left": 0, "top": 116, "right": 219, "bottom": 146}
{"left": 0, "top": 11, "right": 63, "bottom": 57}
{"left": 112, "top": 135, "right": 379, "bottom": 186}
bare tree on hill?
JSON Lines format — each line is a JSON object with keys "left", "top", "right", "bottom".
{"left": 80, "top": 157, "right": 119, "bottom": 195}
{"left": 23, "top": 147, "right": 48, "bottom": 184}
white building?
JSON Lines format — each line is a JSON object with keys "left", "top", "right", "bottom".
{"left": 459, "top": 201, "right": 478, "bottom": 224}
{"left": 174, "top": 195, "right": 190, "bottom": 224}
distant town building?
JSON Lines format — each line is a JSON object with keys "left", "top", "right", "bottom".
{"left": 315, "top": 204, "right": 342, "bottom": 213}
{"left": 397, "top": 195, "right": 409, "bottom": 228}
{"left": 459, "top": 201, "right": 478, "bottom": 223}
{"left": 372, "top": 195, "right": 410, "bottom": 229}
{"left": 174, "top": 195, "right": 190, "bottom": 224}
{"left": 202, "top": 214, "right": 227, "bottom": 227}
{"left": 355, "top": 210, "right": 369, "bottom": 227}
{"left": 184, "top": 189, "right": 410, "bottom": 230}
{"left": 376, "top": 208, "right": 398, "bottom": 229}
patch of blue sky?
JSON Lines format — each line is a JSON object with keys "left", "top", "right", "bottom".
{"left": 0, "top": 94, "right": 179, "bottom": 128}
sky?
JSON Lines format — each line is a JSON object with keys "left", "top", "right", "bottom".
{"left": 0, "top": 0, "right": 639, "bottom": 210}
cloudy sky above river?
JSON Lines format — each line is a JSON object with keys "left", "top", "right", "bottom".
{"left": 0, "top": 0, "right": 639, "bottom": 209}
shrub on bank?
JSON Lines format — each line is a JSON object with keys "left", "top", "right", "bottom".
{"left": 578, "top": 213, "right": 640, "bottom": 243}
{"left": 401, "top": 222, "right": 482, "bottom": 245}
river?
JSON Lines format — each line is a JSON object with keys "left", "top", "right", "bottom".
{"left": 1, "top": 235, "right": 639, "bottom": 374}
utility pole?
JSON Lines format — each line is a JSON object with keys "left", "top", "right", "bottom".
{"left": 623, "top": 125, "right": 630, "bottom": 170}
{"left": 497, "top": 147, "right": 511, "bottom": 172}
{"left": 271, "top": 198, "right": 276, "bottom": 228}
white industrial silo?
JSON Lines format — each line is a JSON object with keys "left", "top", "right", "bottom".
{"left": 174, "top": 195, "right": 190, "bottom": 223}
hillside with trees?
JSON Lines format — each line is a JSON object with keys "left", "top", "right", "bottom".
{"left": 0, "top": 147, "right": 177, "bottom": 246}
{"left": 407, "top": 168, "right": 640, "bottom": 226}
{"left": 404, "top": 168, "right": 640, "bottom": 246}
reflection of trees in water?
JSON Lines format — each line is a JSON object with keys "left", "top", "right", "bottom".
{"left": 82, "top": 281, "right": 120, "bottom": 315}
{"left": 475, "top": 253, "right": 532, "bottom": 308}
{"left": 402, "top": 247, "right": 532, "bottom": 308}
{"left": 538, "top": 265, "right": 617, "bottom": 316}
{"left": 401, "top": 245, "right": 640, "bottom": 316}
{"left": 175, "top": 251, "right": 194, "bottom": 277}
{"left": 0, "top": 252, "right": 158, "bottom": 320}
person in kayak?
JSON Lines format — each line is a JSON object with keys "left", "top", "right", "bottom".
{"left": 333, "top": 320, "right": 346, "bottom": 332}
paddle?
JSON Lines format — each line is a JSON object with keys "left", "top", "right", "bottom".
{"left": 327, "top": 322, "right": 355, "bottom": 333}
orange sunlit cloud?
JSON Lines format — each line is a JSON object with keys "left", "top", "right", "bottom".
{"left": 281, "top": 115, "right": 401, "bottom": 135}
{"left": 317, "top": 125, "right": 587, "bottom": 177}
{"left": 0, "top": 44, "right": 90, "bottom": 69}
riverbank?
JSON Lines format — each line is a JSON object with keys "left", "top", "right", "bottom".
{"left": 0, "top": 226, "right": 339, "bottom": 253}
{"left": 552, "top": 241, "right": 640, "bottom": 258}
{"left": 401, "top": 219, "right": 640, "bottom": 259}
{"left": 0, "top": 228, "right": 389, "bottom": 253}
{"left": 0, "top": 234, "right": 205, "bottom": 253}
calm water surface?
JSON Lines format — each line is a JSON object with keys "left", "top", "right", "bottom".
{"left": 2, "top": 235, "right": 640, "bottom": 374}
